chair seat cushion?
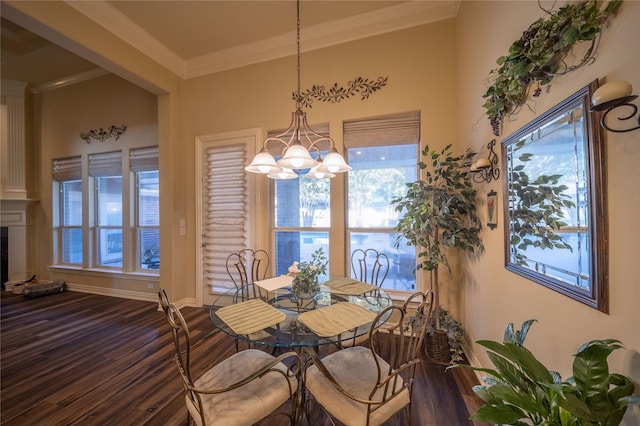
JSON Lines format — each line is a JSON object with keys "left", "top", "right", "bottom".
{"left": 187, "top": 349, "right": 296, "bottom": 426}
{"left": 305, "top": 346, "right": 410, "bottom": 426}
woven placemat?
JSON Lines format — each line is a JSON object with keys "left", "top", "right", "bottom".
{"left": 298, "top": 302, "right": 377, "bottom": 337}
{"left": 215, "top": 299, "right": 286, "bottom": 335}
{"left": 325, "top": 277, "right": 378, "bottom": 295}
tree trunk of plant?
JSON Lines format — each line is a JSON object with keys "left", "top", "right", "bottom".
{"left": 433, "top": 263, "right": 440, "bottom": 330}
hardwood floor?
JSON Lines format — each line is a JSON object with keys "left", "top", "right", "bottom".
{"left": 1, "top": 290, "right": 488, "bottom": 425}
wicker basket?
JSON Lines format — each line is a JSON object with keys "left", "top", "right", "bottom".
{"left": 425, "top": 329, "right": 451, "bottom": 364}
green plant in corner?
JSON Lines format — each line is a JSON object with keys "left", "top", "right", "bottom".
{"left": 392, "top": 144, "right": 483, "bottom": 358}
{"left": 484, "top": 0, "right": 623, "bottom": 136}
{"left": 456, "top": 320, "right": 640, "bottom": 425}
{"left": 427, "top": 308, "right": 465, "bottom": 363}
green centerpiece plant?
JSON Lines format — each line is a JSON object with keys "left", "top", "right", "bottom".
{"left": 288, "top": 247, "right": 327, "bottom": 299}
{"left": 457, "top": 320, "right": 640, "bottom": 425}
{"left": 392, "top": 144, "right": 484, "bottom": 363}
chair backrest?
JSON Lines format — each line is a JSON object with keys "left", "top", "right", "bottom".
{"left": 226, "top": 249, "right": 269, "bottom": 300}
{"left": 158, "top": 288, "right": 170, "bottom": 314}
{"left": 351, "top": 248, "right": 390, "bottom": 287}
{"left": 158, "top": 291, "right": 203, "bottom": 421}
{"left": 367, "top": 290, "right": 434, "bottom": 407}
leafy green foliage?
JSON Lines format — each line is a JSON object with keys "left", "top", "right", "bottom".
{"left": 455, "top": 320, "right": 640, "bottom": 425}
{"left": 508, "top": 149, "right": 575, "bottom": 267}
{"left": 484, "top": 0, "right": 623, "bottom": 136}
{"left": 287, "top": 247, "right": 327, "bottom": 297}
{"left": 392, "top": 144, "right": 483, "bottom": 332}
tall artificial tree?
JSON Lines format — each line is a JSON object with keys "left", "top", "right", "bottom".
{"left": 393, "top": 144, "right": 484, "bottom": 330}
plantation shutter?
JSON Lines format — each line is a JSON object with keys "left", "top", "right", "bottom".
{"left": 88, "top": 151, "right": 122, "bottom": 177}
{"left": 52, "top": 156, "right": 82, "bottom": 181}
{"left": 343, "top": 111, "right": 420, "bottom": 148}
{"left": 130, "top": 146, "right": 159, "bottom": 172}
{"left": 202, "top": 143, "right": 248, "bottom": 289}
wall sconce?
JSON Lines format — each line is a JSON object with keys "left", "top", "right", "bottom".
{"left": 470, "top": 139, "right": 500, "bottom": 183}
{"left": 590, "top": 80, "right": 639, "bottom": 133}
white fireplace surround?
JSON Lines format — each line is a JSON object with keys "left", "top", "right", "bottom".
{"left": 1, "top": 79, "right": 33, "bottom": 283}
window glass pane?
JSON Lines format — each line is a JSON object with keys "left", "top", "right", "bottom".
{"left": 347, "top": 144, "right": 418, "bottom": 291}
{"left": 347, "top": 145, "right": 416, "bottom": 228}
{"left": 274, "top": 177, "right": 330, "bottom": 227}
{"left": 97, "top": 176, "right": 122, "bottom": 226}
{"left": 138, "top": 171, "right": 159, "bottom": 226}
{"left": 139, "top": 229, "right": 160, "bottom": 270}
{"left": 350, "top": 232, "right": 416, "bottom": 291}
{"left": 275, "top": 231, "right": 329, "bottom": 277}
{"left": 62, "top": 180, "right": 82, "bottom": 226}
{"left": 62, "top": 228, "right": 82, "bottom": 264}
{"left": 98, "top": 228, "right": 122, "bottom": 267}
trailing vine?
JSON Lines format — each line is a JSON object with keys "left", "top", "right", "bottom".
{"left": 483, "top": 0, "right": 623, "bottom": 136}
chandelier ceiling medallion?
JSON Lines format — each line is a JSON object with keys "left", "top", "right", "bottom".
{"left": 245, "top": 0, "right": 351, "bottom": 180}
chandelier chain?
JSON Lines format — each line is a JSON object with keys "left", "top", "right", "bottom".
{"left": 295, "top": 0, "right": 301, "bottom": 107}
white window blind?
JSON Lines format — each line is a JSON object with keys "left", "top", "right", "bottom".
{"left": 52, "top": 156, "right": 82, "bottom": 181}
{"left": 130, "top": 146, "right": 159, "bottom": 172}
{"left": 202, "top": 143, "right": 248, "bottom": 289}
{"left": 344, "top": 111, "right": 420, "bottom": 148}
{"left": 89, "top": 151, "right": 122, "bottom": 177}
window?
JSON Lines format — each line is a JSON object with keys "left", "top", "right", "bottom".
{"left": 131, "top": 147, "right": 160, "bottom": 270}
{"left": 53, "top": 157, "right": 82, "bottom": 265}
{"left": 270, "top": 113, "right": 420, "bottom": 292}
{"left": 273, "top": 177, "right": 330, "bottom": 277}
{"left": 344, "top": 112, "right": 420, "bottom": 291}
{"left": 90, "top": 152, "right": 123, "bottom": 268}
{"left": 52, "top": 147, "right": 159, "bottom": 274}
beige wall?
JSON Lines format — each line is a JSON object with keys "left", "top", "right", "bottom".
{"left": 456, "top": 2, "right": 639, "bottom": 421}
{"left": 183, "top": 19, "right": 459, "bottom": 292}
{"left": 5, "top": 2, "right": 639, "bottom": 419}
{"left": 36, "top": 74, "right": 159, "bottom": 294}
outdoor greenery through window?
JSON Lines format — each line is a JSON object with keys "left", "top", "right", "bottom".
{"left": 273, "top": 170, "right": 330, "bottom": 278}
{"left": 271, "top": 112, "right": 420, "bottom": 292}
{"left": 345, "top": 112, "right": 420, "bottom": 291}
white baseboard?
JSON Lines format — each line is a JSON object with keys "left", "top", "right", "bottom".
{"left": 66, "top": 282, "right": 158, "bottom": 303}
{"left": 65, "top": 283, "right": 199, "bottom": 312}
{"left": 461, "top": 340, "right": 486, "bottom": 383}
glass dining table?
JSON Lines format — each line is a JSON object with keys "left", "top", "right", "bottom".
{"left": 209, "top": 277, "right": 393, "bottom": 351}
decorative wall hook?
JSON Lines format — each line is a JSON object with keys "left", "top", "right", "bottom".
{"left": 80, "top": 125, "right": 127, "bottom": 144}
{"left": 471, "top": 139, "right": 500, "bottom": 183}
{"left": 590, "top": 80, "right": 640, "bottom": 133}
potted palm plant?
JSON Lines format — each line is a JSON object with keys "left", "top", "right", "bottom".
{"left": 392, "top": 144, "right": 484, "bottom": 363}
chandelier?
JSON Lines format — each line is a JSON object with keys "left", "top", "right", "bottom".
{"left": 244, "top": 0, "right": 351, "bottom": 180}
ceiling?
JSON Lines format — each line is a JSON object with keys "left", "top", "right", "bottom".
{"left": 1, "top": 1, "right": 459, "bottom": 91}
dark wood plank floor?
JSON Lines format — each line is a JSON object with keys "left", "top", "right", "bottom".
{"left": 1, "top": 290, "right": 488, "bottom": 425}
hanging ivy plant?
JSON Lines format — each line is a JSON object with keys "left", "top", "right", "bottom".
{"left": 483, "top": 0, "right": 623, "bottom": 136}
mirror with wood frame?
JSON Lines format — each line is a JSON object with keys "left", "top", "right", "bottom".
{"left": 501, "top": 80, "right": 608, "bottom": 313}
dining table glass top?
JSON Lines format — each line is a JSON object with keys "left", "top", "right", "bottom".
{"left": 209, "top": 278, "right": 393, "bottom": 349}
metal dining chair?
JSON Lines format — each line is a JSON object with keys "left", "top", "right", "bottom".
{"left": 158, "top": 290, "right": 301, "bottom": 426}
{"left": 226, "top": 249, "right": 270, "bottom": 301}
{"left": 350, "top": 248, "right": 390, "bottom": 288}
{"left": 225, "top": 249, "right": 273, "bottom": 351}
{"left": 303, "top": 290, "right": 434, "bottom": 426}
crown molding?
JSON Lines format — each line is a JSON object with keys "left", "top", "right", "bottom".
{"left": 66, "top": 0, "right": 186, "bottom": 78}
{"left": 32, "top": 67, "right": 110, "bottom": 93}
{"left": 67, "top": 0, "right": 460, "bottom": 80}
